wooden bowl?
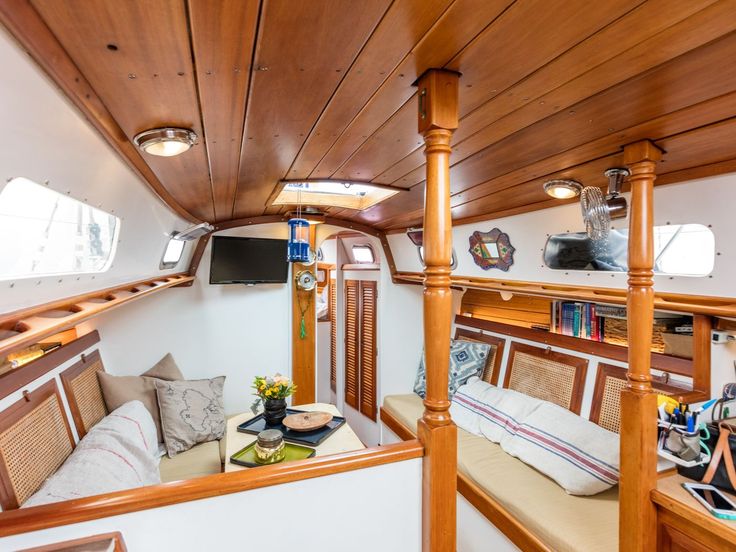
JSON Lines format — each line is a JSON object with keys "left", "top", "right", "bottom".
{"left": 282, "top": 411, "right": 333, "bottom": 432}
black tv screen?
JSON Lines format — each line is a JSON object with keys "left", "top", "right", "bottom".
{"left": 209, "top": 236, "right": 288, "bottom": 284}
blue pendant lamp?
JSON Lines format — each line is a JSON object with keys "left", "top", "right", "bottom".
{"left": 287, "top": 186, "right": 311, "bottom": 263}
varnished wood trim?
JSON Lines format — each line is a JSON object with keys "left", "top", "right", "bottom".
{"left": 59, "top": 350, "right": 106, "bottom": 439}
{"left": 455, "top": 315, "right": 692, "bottom": 377}
{"left": 380, "top": 405, "right": 550, "bottom": 552}
{"left": 504, "top": 341, "right": 588, "bottom": 414}
{"left": 292, "top": 224, "right": 317, "bottom": 405}
{"left": 18, "top": 531, "right": 127, "bottom": 552}
{"left": 0, "top": 380, "right": 74, "bottom": 510}
{"left": 692, "top": 314, "right": 712, "bottom": 400}
{"left": 0, "top": 1, "right": 198, "bottom": 223}
{"left": 454, "top": 328, "right": 505, "bottom": 386}
{"left": 395, "top": 272, "right": 736, "bottom": 318}
{"left": 0, "top": 441, "right": 423, "bottom": 537}
{"left": 341, "top": 263, "right": 381, "bottom": 271}
{"left": 0, "top": 331, "right": 100, "bottom": 401}
{"left": 456, "top": 475, "right": 551, "bottom": 552}
{"left": 0, "top": 275, "right": 193, "bottom": 359}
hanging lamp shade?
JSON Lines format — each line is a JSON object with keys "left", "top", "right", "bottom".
{"left": 288, "top": 218, "right": 310, "bottom": 263}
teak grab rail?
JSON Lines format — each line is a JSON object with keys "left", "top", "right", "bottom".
{"left": 0, "top": 274, "right": 193, "bottom": 358}
{"left": 394, "top": 272, "right": 736, "bottom": 318}
{"left": 0, "top": 440, "right": 423, "bottom": 537}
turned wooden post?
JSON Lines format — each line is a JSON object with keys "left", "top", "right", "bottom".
{"left": 620, "top": 140, "right": 663, "bottom": 551}
{"left": 416, "top": 69, "right": 459, "bottom": 552}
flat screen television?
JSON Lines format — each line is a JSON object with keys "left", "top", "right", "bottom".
{"left": 209, "top": 236, "right": 288, "bottom": 284}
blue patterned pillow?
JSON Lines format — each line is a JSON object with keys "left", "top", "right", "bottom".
{"left": 414, "top": 339, "right": 491, "bottom": 399}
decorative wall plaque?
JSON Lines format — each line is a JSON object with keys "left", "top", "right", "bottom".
{"left": 468, "top": 228, "right": 515, "bottom": 271}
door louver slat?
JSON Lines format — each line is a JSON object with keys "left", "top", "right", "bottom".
{"left": 359, "top": 281, "right": 377, "bottom": 420}
{"left": 330, "top": 279, "right": 337, "bottom": 393}
{"left": 344, "top": 280, "right": 359, "bottom": 409}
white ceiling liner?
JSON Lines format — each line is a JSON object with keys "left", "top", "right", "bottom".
{"left": 0, "top": 28, "right": 191, "bottom": 313}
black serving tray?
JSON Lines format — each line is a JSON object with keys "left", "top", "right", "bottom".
{"left": 237, "top": 408, "right": 346, "bottom": 446}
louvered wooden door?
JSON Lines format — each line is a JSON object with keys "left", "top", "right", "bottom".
{"left": 344, "top": 279, "right": 378, "bottom": 420}
{"left": 329, "top": 279, "right": 337, "bottom": 392}
{"left": 344, "top": 280, "right": 360, "bottom": 409}
{"left": 358, "top": 281, "right": 377, "bottom": 420}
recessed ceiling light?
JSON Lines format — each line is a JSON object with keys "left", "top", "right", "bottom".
{"left": 133, "top": 127, "right": 197, "bottom": 157}
{"left": 543, "top": 179, "right": 583, "bottom": 199}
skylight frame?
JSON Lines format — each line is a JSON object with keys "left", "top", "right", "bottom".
{"left": 273, "top": 180, "right": 401, "bottom": 211}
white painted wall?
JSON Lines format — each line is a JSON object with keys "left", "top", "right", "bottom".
{"left": 0, "top": 458, "right": 423, "bottom": 552}
{"left": 79, "top": 223, "right": 292, "bottom": 415}
{"left": 0, "top": 27, "right": 192, "bottom": 313}
{"left": 388, "top": 174, "right": 736, "bottom": 297}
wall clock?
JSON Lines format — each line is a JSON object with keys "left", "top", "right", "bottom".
{"left": 468, "top": 228, "right": 515, "bottom": 271}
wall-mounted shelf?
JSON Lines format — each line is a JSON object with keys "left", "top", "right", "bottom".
{"left": 0, "top": 273, "right": 193, "bottom": 358}
{"left": 394, "top": 272, "right": 736, "bottom": 318}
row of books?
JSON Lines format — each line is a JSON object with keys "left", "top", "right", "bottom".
{"left": 549, "top": 301, "right": 625, "bottom": 341}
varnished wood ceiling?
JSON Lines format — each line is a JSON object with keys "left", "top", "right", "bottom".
{"left": 3, "top": 0, "right": 736, "bottom": 230}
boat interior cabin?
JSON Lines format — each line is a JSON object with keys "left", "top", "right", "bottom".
{"left": 2, "top": 1, "right": 736, "bottom": 551}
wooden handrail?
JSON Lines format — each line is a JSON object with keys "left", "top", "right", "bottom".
{"left": 0, "top": 274, "right": 193, "bottom": 358}
{"left": 0, "top": 440, "right": 423, "bottom": 537}
{"left": 394, "top": 271, "right": 736, "bottom": 317}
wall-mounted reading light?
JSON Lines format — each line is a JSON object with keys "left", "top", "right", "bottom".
{"left": 543, "top": 179, "right": 583, "bottom": 200}
{"left": 133, "top": 127, "right": 198, "bottom": 157}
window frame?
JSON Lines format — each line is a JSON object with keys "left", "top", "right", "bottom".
{"left": 0, "top": 177, "right": 120, "bottom": 281}
{"left": 417, "top": 246, "right": 458, "bottom": 271}
{"left": 351, "top": 244, "right": 375, "bottom": 264}
{"left": 159, "top": 234, "right": 186, "bottom": 270}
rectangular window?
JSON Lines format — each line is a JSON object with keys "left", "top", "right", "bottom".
{"left": 0, "top": 177, "right": 119, "bottom": 280}
{"left": 160, "top": 237, "right": 185, "bottom": 269}
{"left": 352, "top": 244, "right": 375, "bottom": 264}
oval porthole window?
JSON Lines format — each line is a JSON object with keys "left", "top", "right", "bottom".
{"left": 543, "top": 224, "right": 715, "bottom": 277}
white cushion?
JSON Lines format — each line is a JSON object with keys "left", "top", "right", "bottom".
{"left": 451, "top": 377, "right": 541, "bottom": 442}
{"left": 23, "top": 400, "right": 160, "bottom": 507}
{"left": 501, "top": 401, "right": 619, "bottom": 496}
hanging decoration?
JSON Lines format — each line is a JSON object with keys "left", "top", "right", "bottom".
{"left": 468, "top": 228, "right": 515, "bottom": 271}
{"left": 295, "top": 270, "right": 316, "bottom": 339}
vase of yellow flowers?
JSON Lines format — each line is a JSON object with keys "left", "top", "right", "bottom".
{"left": 252, "top": 374, "right": 296, "bottom": 426}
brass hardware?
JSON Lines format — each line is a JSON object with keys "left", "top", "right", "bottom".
{"left": 418, "top": 88, "right": 427, "bottom": 120}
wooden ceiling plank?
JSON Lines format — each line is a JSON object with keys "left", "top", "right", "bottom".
{"left": 188, "top": 0, "right": 260, "bottom": 222}
{"left": 286, "top": 0, "right": 453, "bottom": 179}
{"left": 363, "top": 86, "right": 736, "bottom": 228}
{"left": 30, "top": 0, "right": 215, "bottom": 221}
{"left": 0, "top": 0, "right": 199, "bottom": 223}
{"left": 307, "top": 0, "right": 514, "bottom": 179}
{"left": 375, "top": 0, "right": 723, "bottom": 189}
{"left": 332, "top": 0, "right": 646, "bottom": 183}
{"left": 231, "top": 0, "right": 392, "bottom": 218}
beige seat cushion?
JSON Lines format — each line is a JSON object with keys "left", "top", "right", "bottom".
{"left": 382, "top": 394, "right": 618, "bottom": 552}
{"left": 159, "top": 440, "right": 222, "bottom": 483}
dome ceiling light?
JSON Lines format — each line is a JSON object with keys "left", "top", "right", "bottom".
{"left": 133, "top": 127, "right": 198, "bottom": 157}
{"left": 543, "top": 179, "right": 583, "bottom": 199}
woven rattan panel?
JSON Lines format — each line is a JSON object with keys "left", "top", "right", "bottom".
{"left": 71, "top": 359, "right": 107, "bottom": 434}
{"left": 598, "top": 376, "right": 627, "bottom": 433}
{"left": 0, "top": 394, "right": 72, "bottom": 506}
{"left": 508, "top": 351, "right": 576, "bottom": 410}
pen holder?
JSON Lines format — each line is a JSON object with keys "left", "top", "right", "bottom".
{"left": 657, "top": 421, "right": 711, "bottom": 467}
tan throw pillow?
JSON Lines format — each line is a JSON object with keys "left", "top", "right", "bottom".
{"left": 155, "top": 377, "right": 226, "bottom": 458}
{"left": 96, "top": 353, "right": 184, "bottom": 443}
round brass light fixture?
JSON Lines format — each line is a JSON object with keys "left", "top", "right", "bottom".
{"left": 543, "top": 179, "right": 583, "bottom": 199}
{"left": 133, "top": 127, "right": 197, "bottom": 157}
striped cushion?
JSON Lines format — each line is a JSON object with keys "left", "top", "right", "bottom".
{"left": 501, "top": 402, "right": 619, "bottom": 496}
{"left": 451, "top": 379, "right": 619, "bottom": 496}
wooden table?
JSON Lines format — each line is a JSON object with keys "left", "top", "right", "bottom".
{"left": 224, "top": 402, "right": 365, "bottom": 472}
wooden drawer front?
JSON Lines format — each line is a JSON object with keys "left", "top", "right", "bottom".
{"left": 658, "top": 508, "right": 736, "bottom": 552}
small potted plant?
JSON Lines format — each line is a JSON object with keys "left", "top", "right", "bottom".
{"left": 252, "top": 374, "right": 296, "bottom": 426}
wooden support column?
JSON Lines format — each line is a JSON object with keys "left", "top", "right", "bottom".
{"left": 416, "top": 69, "right": 459, "bottom": 552}
{"left": 621, "top": 140, "right": 663, "bottom": 551}
{"left": 292, "top": 224, "right": 317, "bottom": 405}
